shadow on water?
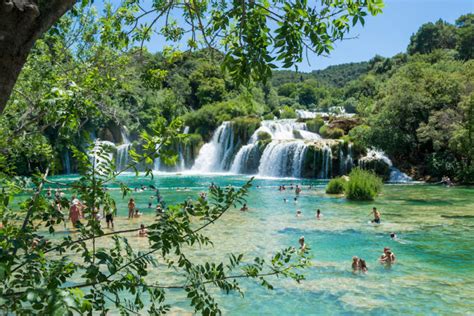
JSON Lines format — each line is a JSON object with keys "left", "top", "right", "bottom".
{"left": 441, "top": 215, "right": 474, "bottom": 219}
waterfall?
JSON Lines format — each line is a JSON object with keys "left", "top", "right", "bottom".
{"left": 116, "top": 128, "right": 132, "bottom": 171}
{"left": 192, "top": 122, "right": 235, "bottom": 172}
{"left": 63, "top": 151, "right": 71, "bottom": 174}
{"left": 339, "top": 143, "right": 353, "bottom": 175}
{"left": 258, "top": 140, "right": 308, "bottom": 178}
{"left": 359, "top": 149, "right": 412, "bottom": 182}
{"left": 318, "top": 145, "right": 333, "bottom": 179}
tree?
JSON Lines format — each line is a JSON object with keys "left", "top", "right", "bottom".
{"left": 456, "top": 14, "right": 474, "bottom": 60}
{"left": 407, "top": 19, "right": 457, "bottom": 55}
{"left": 0, "top": 0, "right": 384, "bottom": 113}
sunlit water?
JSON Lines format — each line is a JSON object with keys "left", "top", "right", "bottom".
{"left": 30, "top": 174, "right": 474, "bottom": 315}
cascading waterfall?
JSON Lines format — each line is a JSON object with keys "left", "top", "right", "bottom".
{"left": 191, "top": 122, "right": 235, "bottom": 172}
{"left": 339, "top": 143, "right": 353, "bottom": 175}
{"left": 116, "top": 128, "right": 132, "bottom": 171}
{"left": 257, "top": 141, "right": 308, "bottom": 178}
{"left": 318, "top": 145, "right": 333, "bottom": 179}
{"left": 190, "top": 119, "right": 350, "bottom": 178}
{"left": 359, "top": 149, "right": 412, "bottom": 182}
{"left": 63, "top": 151, "right": 71, "bottom": 174}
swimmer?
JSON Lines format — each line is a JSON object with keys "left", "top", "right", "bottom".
{"left": 295, "top": 185, "right": 302, "bottom": 195}
{"left": 283, "top": 198, "right": 288, "bottom": 203}
{"left": 240, "top": 203, "right": 249, "bottom": 212}
{"left": 293, "top": 197, "right": 298, "bottom": 204}
{"left": 298, "top": 236, "right": 306, "bottom": 251}
{"left": 359, "top": 259, "right": 368, "bottom": 273}
{"left": 138, "top": 224, "right": 148, "bottom": 237}
{"left": 156, "top": 204, "right": 163, "bottom": 214}
{"left": 380, "top": 247, "right": 396, "bottom": 264}
{"left": 316, "top": 209, "right": 321, "bottom": 219}
{"left": 296, "top": 210, "right": 302, "bottom": 217}
{"left": 369, "top": 207, "right": 381, "bottom": 224}
{"left": 148, "top": 196, "right": 154, "bottom": 208}
{"left": 134, "top": 209, "right": 142, "bottom": 218}
{"left": 352, "top": 256, "right": 360, "bottom": 272}
{"left": 390, "top": 232, "right": 397, "bottom": 239}
{"left": 128, "top": 198, "right": 136, "bottom": 219}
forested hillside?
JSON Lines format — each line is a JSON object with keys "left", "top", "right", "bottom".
{"left": 1, "top": 13, "right": 473, "bottom": 182}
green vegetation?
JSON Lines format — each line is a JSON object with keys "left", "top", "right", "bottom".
{"left": 306, "top": 117, "right": 325, "bottom": 133}
{"left": 326, "top": 177, "right": 346, "bottom": 194}
{"left": 345, "top": 168, "right": 383, "bottom": 201}
{"left": 319, "top": 125, "right": 345, "bottom": 139}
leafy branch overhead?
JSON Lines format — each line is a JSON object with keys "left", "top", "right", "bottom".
{"left": 0, "top": 0, "right": 383, "bottom": 112}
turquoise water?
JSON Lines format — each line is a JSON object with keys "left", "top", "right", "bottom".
{"left": 41, "top": 174, "right": 474, "bottom": 315}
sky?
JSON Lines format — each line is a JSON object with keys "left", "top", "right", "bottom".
{"left": 300, "top": 0, "right": 474, "bottom": 71}
{"left": 98, "top": 0, "right": 473, "bottom": 71}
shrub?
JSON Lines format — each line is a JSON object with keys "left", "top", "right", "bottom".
{"left": 325, "top": 177, "right": 346, "bottom": 194}
{"left": 319, "top": 125, "right": 345, "bottom": 139}
{"left": 263, "top": 113, "right": 275, "bottom": 120}
{"left": 345, "top": 168, "right": 383, "bottom": 201}
{"left": 280, "top": 105, "right": 297, "bottom": 119}
{"left": 306, "top": 116, "right": 325, "bottom": 133}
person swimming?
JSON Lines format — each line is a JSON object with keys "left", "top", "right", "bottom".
{"left": 296, "top": 210, "right": 302, "bottom": 217}
{"left": 390, "top": 232, "right": 397, "bottom": 239}
{"left": 283, "top": 198, "right": 288, "bottom": 203}
{"left": 293, "top": 197, "right": 298, "bottom": 204}
{"left": 138, "top": 224, "right": 148, "bottom": 237}
{"left": 240, "top": 203, "right": 249, "bottom": 212}
{"left": 369, "top": 207, "right": 381, "bottom": 224}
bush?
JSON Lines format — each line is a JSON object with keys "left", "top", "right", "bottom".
{"left": 306, "top": 116, "right": 325, "bottom": 133}
{"left": 326, "top": 177, "right": 346, "bottom": 194}
{"left": 345, "top": 168, "right": 382, "bottom": 201}
{"left": 319, "top": 125, "right": 345, "bottom": 139}
{"left": 280, "top": 105, "right": 297, "bottom": 119}
{"left": 263, "top": 113, "right": 275, "bottom": 120}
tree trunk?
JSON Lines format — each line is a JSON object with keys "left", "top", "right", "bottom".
{"left": 0, "top": 0, "right": 77, "bottom": 114}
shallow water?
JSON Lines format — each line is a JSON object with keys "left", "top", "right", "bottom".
{"left": 36, "top": 174, "right": 474, "bottom": 315}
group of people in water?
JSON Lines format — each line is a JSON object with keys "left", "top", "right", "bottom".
{"left": 46, "top": 180, "right": 398, "bottom": 272}
{"left": 276, "top": 183, "right": 397, "bottom": 272}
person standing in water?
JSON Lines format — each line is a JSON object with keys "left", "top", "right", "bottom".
{"left": 380, "top": 247, "right": 396, "bottom": 263}
{"left": 240, "top": 203, "right": 249, "bottom": 212}
{"left": 316, "top": 209, "right": 321, "bottom": 219}
{"left": 295, "top": 185, "right": 302, "bottom": 195}
{"left": 298, "top": 236, "right": 307, "bottom": 252}
{"left": 128, "top": 198, "right": 135, "bottom": 219}
{"left": 369, "top": 207, "right": 381, "bottom": 224}
{"left": 69, "top": 200, "right": 83, "bottom": 228}
{"left": 352, "top": 256, "right": 360, "bottom": 272}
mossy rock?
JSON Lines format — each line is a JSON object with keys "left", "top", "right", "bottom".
{"left": 359, "top": 158, "right": 391, "bottom": 181}
{"left": 257, "top": 131, "right": 272, "bottom": 141}
{"left": 231, "top": 117, "right": 261, "bottom": 144}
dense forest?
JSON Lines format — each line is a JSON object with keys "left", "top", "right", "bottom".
{"left": 1, "top": 13, "right": 473, "bottom": 182}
